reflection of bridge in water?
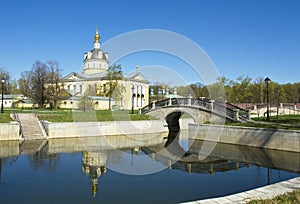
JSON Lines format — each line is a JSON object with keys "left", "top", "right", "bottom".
{"left": 0, "top": 132, "right": 299, "bottom": 175}
{"left": 142, "top": 144, "right": 248, "bottom": 174}
{"left": 0, "top": 132, "right": 299, "bottom": 198}
{"left": 142, "top": 136, "right": 300, "bottom": 174}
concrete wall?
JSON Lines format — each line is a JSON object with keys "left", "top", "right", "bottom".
{"left": 42, "top": 120, "right": 169, "bottom": 138}
{"left": 41, "top": 118, "right": 192, "bottom": 139}
{"left": 0, "top": 122, "right": 20, "bottom": 141}
{"left": 189, "top": 124, "right": 300, "bottom": 152}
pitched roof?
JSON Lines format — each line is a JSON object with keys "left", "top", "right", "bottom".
{"left": 124, "top": 71, "right": 149, "bottom": 83}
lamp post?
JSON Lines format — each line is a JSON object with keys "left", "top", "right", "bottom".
{"left": 21, "top": 95, "right": 24, "bottom": 110}
{"left": 265, "top": 77, "right": 271, "bottom": 122}
{"left": 83, "top": 93, "right": 86, "bottom": 112}
{"left": 1, "top": 78, "right": 5, "bottom": 114}
{"left": 131, "top": 86, "right": 135, "bottom": 114}
{"left": 108, "top": 83, "right": 112, "bottom": 110}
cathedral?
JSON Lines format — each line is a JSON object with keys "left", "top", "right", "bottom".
{"left": 59, "top": 28, "right": 149, "bottom": 110}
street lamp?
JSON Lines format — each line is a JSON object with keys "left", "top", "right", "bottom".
{"left": 265, "top": 77, "right": 271, "bottom": 122}
{"left": 21, "top": 95, "right": 24, "bottom": 110}
{"left": 83, "top": 92, "right": 86, "bottom": 112}
{"left": 1, "top": 77, "right": 5, "bottom": 114}
{"left": 131, "top": 86, "right": 135, "bottom": 114}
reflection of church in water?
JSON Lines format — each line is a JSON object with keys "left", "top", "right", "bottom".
{"left": 82, "top": 152, "right": 107, "bottom": 198}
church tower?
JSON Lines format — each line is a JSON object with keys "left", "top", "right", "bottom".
{"left": 83, "top": 27, "right": 109, "bottom": 75}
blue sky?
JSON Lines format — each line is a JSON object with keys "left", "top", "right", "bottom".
{"left": 0, "top": 0, "right": 299, "bottom": 85}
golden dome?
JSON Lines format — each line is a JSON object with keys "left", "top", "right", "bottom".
{"left": 94, "top": 33, "right": 100, "bottom": 42}
{"left": 94, "top": 26, "right": 100, "bottom": 43}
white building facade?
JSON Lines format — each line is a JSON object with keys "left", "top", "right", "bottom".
{"left": 59, "top": 28, "right": 149, "bottom": 110}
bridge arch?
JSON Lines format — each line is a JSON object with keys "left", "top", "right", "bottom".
{"left": 146, "top": 106, "right": 215, "bottom": 126}
{"left": 142, "top": 98, "right": 250, "bottom": 126}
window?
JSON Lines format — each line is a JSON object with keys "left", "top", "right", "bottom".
{"left": 102, "top": 84, "right": 106, "bottom": 92}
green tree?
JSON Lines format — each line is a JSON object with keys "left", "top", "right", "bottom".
{"left": 248, "top": 77, "right": 264, "bottom": 104}
{"left": 28, "top": 61, "right": 49, "bottom": 108}
{"left": 0, "top": 66, "right": 11, "bottom": 95}
{"left": 78, "top": 94, "right": 94, "bottom": 112}
{"left": 282, "top": 83, "right": 298, "bottom": 103}
{"left": 98, "top": 64, "right": 123, "bottom": 110}
{"left": 46, "top": 60, "right": 63, "bottom": 109}
{"left": 18, "top": 71, "right": 31, "bottom": 97}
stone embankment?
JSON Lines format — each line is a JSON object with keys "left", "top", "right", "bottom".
{"left": 0, "top": 122, "right": 20, "bottom": 140}
{"left": 189, "top": 124, "right": 300, "bottom": 152}
{"left": 182, "top": 177, "right": 300, "bottom": 204}
{"left": 41, "top": 118, "right": 193, "bottom": 138}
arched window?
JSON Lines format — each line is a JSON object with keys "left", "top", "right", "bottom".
{"left": 103, "top": 84, "right": 106, "bottom": 92}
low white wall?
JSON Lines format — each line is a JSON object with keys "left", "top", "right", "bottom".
{"left": 0, "top": 122, "right": 20, "bottom": 141}
{"left": 42, "top": 120, "right": 169, "bottom": 138}
{"left": 41, "top": 118, "right": 193, "bottom": 139}
{"left": 189, "top": 124, "right": 300, "bottom": 152}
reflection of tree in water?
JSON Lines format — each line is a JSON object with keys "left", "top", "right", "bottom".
{"left": 104, "top": 149, "right": 122, "bottom": 165}
{"left": 0, "top": 158, "right": 2, "bottom": 188}
{"left": 28, "top": 152, "right": 59, "bottom": 173}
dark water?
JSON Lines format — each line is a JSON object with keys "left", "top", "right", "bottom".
{"left": 0, "top": 135, "right": 299, "bottom": 204}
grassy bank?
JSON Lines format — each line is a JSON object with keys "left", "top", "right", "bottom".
{"left": 248, "top": 190, "right": 300, "bottom": 204}
{"left": 0, "top": 111, "right": 12, "bottom": 123}
{"left": 227, "top": 115, "right": 300, "bottom": 130}
{"left": 37, "top": 109, "right": 152, "bottom": 122}
{"left": 254, "top": 114, "right": 300, "bottom": 124}
{"left": 0, "top": 108, "right": 152, "bottom": 122}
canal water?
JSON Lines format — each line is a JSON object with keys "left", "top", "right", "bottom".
{"left": 0, "top": 133, "right": 299, "bottom": 204}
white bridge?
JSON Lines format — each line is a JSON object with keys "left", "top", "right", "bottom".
{"left": 141, "top": 98, "right": 251, "bottom": 125}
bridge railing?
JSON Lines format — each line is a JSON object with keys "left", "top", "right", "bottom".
{"left": 141, "top": 98, "right": 191, "bottom": 114}
{"left": 141, "top": 98, "right": 250, "bottom": 121}
{"left": 224, "top": 102, "right": 249, "bottom": 121}
{"left": 11, "top": 112, "right": 23, "bottom": 138}
{"left": 191, "top": 98, "right": 210, "bottom": 109}
{"left": 140, "top": 102, "right": 154, "bottom": 113}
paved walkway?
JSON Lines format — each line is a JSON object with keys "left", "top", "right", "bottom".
{"left": 182, "top": 177, "right": 300, "bottom": 204}
{"left": 17, "top": 113, "right": 45, "bottom": 140}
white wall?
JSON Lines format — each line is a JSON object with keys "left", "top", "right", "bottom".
{"left": 189, "top": 124, "right": 300, "bottom": 152}
{"left": 0, "top": 122, "right": 20, "bottom": 140}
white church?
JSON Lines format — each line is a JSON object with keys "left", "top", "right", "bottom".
{"left": 58, "top": 28, "right": 149, "bottom": 110}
